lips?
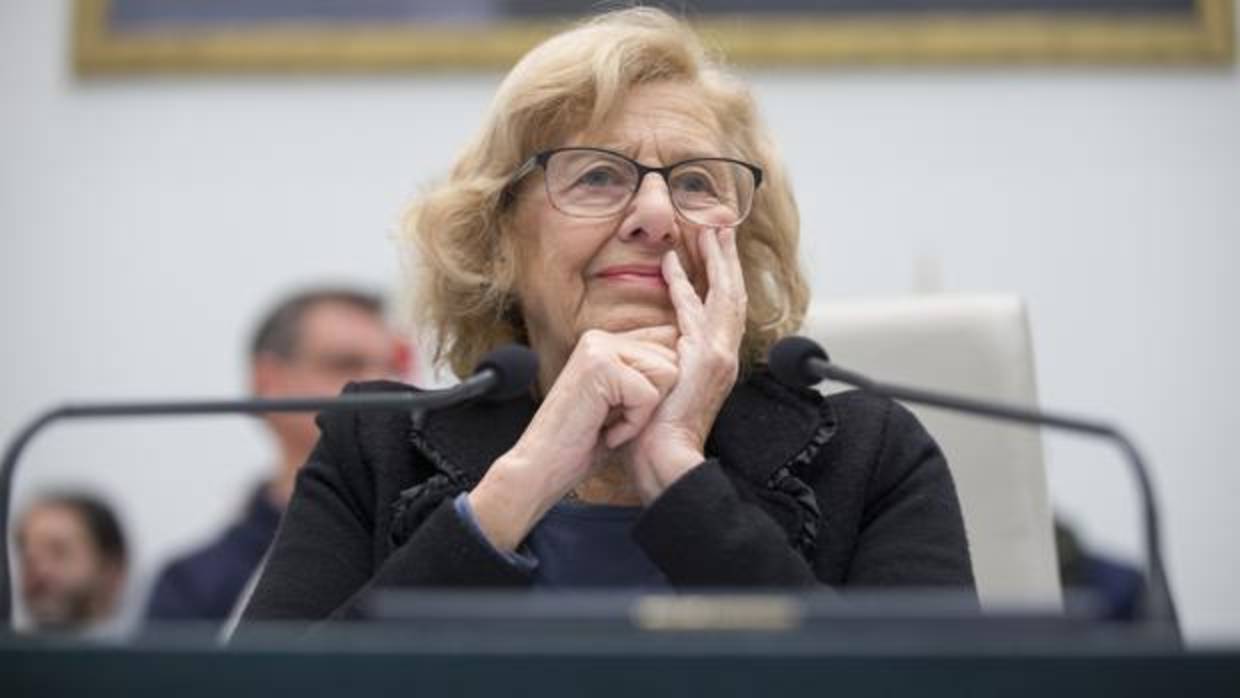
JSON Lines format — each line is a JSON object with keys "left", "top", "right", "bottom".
{"left": 596, "top": 264, "right": 667, "bottom": 286}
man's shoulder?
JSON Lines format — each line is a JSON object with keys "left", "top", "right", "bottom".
{"left": 146, "top": 517, "right": 267, "bottom": 620}
{"left": 163, "top": 494, "right": 273, "bottom": 575}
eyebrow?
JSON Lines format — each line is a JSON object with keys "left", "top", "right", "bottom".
{"left": 589, "top": 142, "right": 727, "bottom": 164}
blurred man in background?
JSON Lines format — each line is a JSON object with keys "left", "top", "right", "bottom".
{"left": 145, "top": 287, "right": 409, "bottom": 624}
{"left": 1056, "top": 518, "right": 1145, "bottom": 621}
{"left": 17, "top": 493, "right": 128, "bottom": 635}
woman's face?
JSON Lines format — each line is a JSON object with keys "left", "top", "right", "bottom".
{"left": 509, "top": 82, "right": 723, "bottom": 371}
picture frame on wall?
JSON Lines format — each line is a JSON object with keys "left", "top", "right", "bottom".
{"left": 73, "top": 0, "right": 1234, "bottom": 75}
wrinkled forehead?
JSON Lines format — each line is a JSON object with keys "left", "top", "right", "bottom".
{"left": 563, "top": 81, "right": 728, "bottom": 163}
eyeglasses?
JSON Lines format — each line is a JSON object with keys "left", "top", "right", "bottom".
{"left": 287, "top": 352, "right": 402, "bottom": 380}
{"left": 511, "top": 147, "right": 763, "bottom": 227}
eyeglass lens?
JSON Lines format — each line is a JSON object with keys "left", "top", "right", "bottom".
{"left": 544, "top": 149, "right": 755, "bottom": 226}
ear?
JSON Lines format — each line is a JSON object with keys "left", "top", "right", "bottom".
{"left": 251, "top": 352, "right": 287, "bottom": 398}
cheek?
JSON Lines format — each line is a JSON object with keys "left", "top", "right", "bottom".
{"left": 510, "top": 198, "right": 615, "bottom": 332}
{"left": 547, "top": 248, "right": 593, "bottom": 323}
{"left": 512, "top": 239, "right": 579, "bottom": 339}
{"left": 522, "top": 227, "right": 603, "bottom": 297}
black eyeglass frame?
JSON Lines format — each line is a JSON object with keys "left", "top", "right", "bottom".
{"left": 508, "top": 147, "right": 764, "bottom": 225}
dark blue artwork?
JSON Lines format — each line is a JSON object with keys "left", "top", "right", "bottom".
{"left": 78, "top": 0, "right": 1227, "bottom": 72}
{"left": 108, "top": 0, "right": 1199, "bottom": 30}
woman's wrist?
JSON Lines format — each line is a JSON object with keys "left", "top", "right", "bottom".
{"left": 630, "top": 439, "right": 705, "bottom": 504}
{"left": 468, "top": 450, "right": 562, "bottom": 552}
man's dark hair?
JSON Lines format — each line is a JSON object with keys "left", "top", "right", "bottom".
{"left": 249, "top": 287, "right": 384, "bottom": 360}
{"left": 29, "top": 493, "right": 127, "bottom": 565}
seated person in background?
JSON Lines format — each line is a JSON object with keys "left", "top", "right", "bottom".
{"left": 1056, "top": 518, "right": 1145, "bottom": 621}
{"left": 242, "top": 8, "right": 973, "bottom": 626}
{"left": 146, "top": 287, "right": 408, "bottom": 623}
{"left": 17, "top": 492, "right": 128, "bottom": 635}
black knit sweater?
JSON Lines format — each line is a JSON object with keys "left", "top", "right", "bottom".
{"left": 242, "top": 369, "right": 974, "bottom": 624}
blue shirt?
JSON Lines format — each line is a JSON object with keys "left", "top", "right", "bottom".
{"left": 455, "top": 493, "right": 668, "bottom": 589}
{"left": 146, "top": 485, "right": 282, "bottom": 621}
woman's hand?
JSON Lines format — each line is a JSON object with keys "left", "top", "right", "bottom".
{"left": 468, "top": 326, "right": 678, "bottom": 550}
{"left": 627, "top": 226, "right": 748, "bottom": 503}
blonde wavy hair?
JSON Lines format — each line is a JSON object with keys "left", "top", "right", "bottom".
{"left": 403, "top": 7, "right": 808, "bottom": 378}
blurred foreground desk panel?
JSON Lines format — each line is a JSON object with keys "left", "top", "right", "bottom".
{"left": 6, "top": 646, "right": 1238, "bottom": 698}
{"left": 6, "top": 633, "right": 1238, "bottom": 698}
{"left": 5, "top": 592, "right": 1238, "bottom": 697}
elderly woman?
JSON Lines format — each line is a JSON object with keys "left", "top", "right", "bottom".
{"left": 243, "top": 8, "right": 971, "bottom": 623}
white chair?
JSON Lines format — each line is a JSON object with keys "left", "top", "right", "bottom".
{"left": 803, "top": 294, "right": 1061, "bottom": 610}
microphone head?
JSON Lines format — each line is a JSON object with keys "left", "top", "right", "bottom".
{"left": 474, "top": 344, "right": 539, "bottom": 401}
{"left": 767, "top": 336, "right": 830, "bottom": 388}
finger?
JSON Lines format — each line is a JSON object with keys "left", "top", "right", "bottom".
{"left": 627, "top": 338, "right": 677, "bottom": 365}
{"left": 572, "top": 329, "right": 676, "bottom": 395}
{"left": 622, "top": 345, "right": 679, "bottom": 397}
{"left": 692, "top": 228, "right": 741, "bottom": 339}
{"left": 615, "top": 339, "right": 679, "bottom": 396}
{"left": 663, "top": 250, "right": 706, "bottom": 334}
{"left": 604, "top": 422, "right": 638, "bottom": 450}
{"left": 618, "top": 324, "right": 679, "bottom": 352}
{"left": 719, "top": 227, "right": 744, "bottom": 289}
{"left": 602, "top": 365, "right": 663, "bottom": 448}
{"left": 700, "top": 228, "right": 747, "bottom": 341}
{"left": 699, "top": 226, "right": 736, "bottom": 303}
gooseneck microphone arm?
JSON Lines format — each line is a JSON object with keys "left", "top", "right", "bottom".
{"left": 0, "top": 344, "right": 538, "bottom": 627}
{"left": 768, "top": 336, "right": 1178, "bottom": 636}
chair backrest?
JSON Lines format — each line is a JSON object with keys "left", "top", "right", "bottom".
{"left": 803, "top": 294, "right": 1061, "bottom": 609}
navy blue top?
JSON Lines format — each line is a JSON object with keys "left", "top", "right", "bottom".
{"left": 455, "top": 494, "right": 669, "bottom": 589}
{"left": 1078, "top": 554, "right": 1145, "bottom": 621}
{"left": 146, "top": 485, "right": 282, "bottom": 622}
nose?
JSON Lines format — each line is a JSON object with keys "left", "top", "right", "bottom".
{"left": 619, "top": 172, "right": 679, "bottom": 247}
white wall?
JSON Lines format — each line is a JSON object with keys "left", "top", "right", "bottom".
{"left": 3, "top": 1, "right": 1237, "bottom": 641}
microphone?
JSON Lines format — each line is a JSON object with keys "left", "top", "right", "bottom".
{"left": 471, "top": 343, "right": 540, "bottom": 401}
{"left": 767, "top": 336, "right": 1179, "bottom": 636}
{"left": 0, "top": 344, "right": 538, "bottom": 625}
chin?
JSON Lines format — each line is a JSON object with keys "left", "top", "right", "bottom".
{"left": 589, "top": 306, "right": 677, "bottom": 335}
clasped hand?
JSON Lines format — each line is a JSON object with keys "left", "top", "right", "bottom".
{"left": 469, "top": 227, "right": 746, "bottom": 551}
{"left": 526, "top": 226, "right": 746, "bottom": 501}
